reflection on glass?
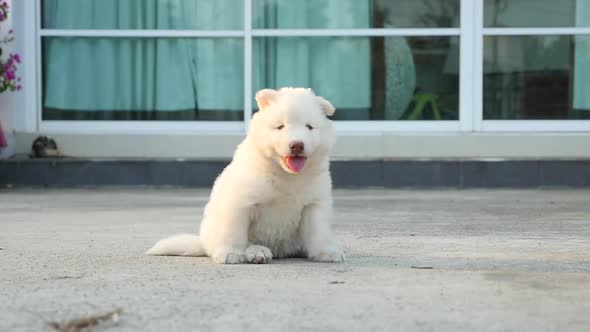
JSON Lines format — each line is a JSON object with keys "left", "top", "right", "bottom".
{"left": 42, "top": 0, "right": 244, "bottom": 30}
{"left": 253, "top": 37, "right": 459, "bottom": 121}
{"left": 484, "top": 0, "right": 590, "bottom": 28}
{"left": 43, "top": 38, "right": 244, "bottom": 121}
{"left": 253, "top": 0, "right": 460, "bottom": 29}
{"left": 484, "top": 35, "right": 590, "bottom": 120}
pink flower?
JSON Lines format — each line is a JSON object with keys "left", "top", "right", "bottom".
{"left": 5, "top": 70, "right": 15, "bottom": 80}
{"left": 10, "top": 53, "right": 21, "bottom": 63}
{"left": 0, "top": 3, "right": 21, "bottom": 94}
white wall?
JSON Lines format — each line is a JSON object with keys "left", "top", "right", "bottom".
{"left": 0, "top": 0, "right": 15, "bottom": 159}
{"left": 1, "top": 0, "right": 36, "bottom": 159}
{"left": 12, "top": 132, "right": 590, "bottom": 159}
{"left": 4, "top": 1, "right": 590, "bottom": 160}
{"left": 0, "top": 92, "right": 14, "bottom": 159}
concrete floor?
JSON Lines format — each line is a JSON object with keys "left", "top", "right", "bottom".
{"left": 1, "top": 189, "right": 589, "bottom": 332}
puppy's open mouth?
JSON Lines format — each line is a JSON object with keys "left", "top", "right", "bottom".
{"left": 284, "top": 155, "right": 307, "bottom": 173}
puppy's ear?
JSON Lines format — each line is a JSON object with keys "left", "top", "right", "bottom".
{"left": 255, "top": 89, "right": 278, "bottom": 110}
{"left": 317, "top": 96, "right": 335, "bottom": 117}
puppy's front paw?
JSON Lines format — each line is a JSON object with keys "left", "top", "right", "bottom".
{"left": 309, "top": 248, "right": 345, "bottom": 263}
{"left": 212, "top": 250, "right": 246, "bottom": 264}
{"left": 245, "top": 245, "right": 273, "bottom": 264}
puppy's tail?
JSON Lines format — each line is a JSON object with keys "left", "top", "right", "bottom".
{"left": 145, "top": 234, "right": 206, "bottom": 256}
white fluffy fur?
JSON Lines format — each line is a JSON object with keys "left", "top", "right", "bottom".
{"left": 146, "top": 87, "right": 344, "bottom": 264}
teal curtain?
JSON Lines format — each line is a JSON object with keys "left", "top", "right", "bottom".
{"left": 43, "top": 0, "right": 243, "bottom": 30}
{"left": 42, "top": 0, "right": 243, "bottom": 121}
{"left": 574, "top": 1, "right": 590, "bottom": 110}
{"left": 253, "top": 0, "right": 372, "bottom": 120}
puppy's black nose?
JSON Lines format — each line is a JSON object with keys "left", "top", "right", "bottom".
{"left": 289, "top": 141, "right": 304, "bottom": 154}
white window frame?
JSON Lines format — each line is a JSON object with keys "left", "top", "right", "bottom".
{"left": 20, "top": 0, "right": 474, "bottom": 135}
{"left": 19, "top": 0, "right": 589, "bottom": 135}
{"left": 474, "top": 0, "right": 590, "bottom": 132}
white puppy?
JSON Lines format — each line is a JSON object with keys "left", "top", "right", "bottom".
{"left": 146, "top": 87, "right": 344, "bottom": 264}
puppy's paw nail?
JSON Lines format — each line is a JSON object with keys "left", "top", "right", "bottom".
{"left": 245, "top": 245, "right": 273, "bottom": 264}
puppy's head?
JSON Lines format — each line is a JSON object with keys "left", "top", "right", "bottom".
{"left": 249, "top": 87, "right": 335, "bottom": 174}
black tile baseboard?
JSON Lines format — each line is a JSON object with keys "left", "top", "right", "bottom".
{"left": 1, "top": 159, "right": 589, "bottom": 188}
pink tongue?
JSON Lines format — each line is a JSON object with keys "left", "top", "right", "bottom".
{"left": 286, "top": 156, "right": 305, "bottom": 173}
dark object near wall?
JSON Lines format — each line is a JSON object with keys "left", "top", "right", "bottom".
{"left": 31, "top": 136, "right": 59, "bottom": 158}
{"left": 522, "top": 72, "right": 570, "bottom": 119}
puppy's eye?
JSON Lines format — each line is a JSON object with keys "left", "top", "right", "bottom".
{"left": 275, "top": 124, "right": 285, "bottom": 130}
{"left": 306, "top": 124, "right": 314, "bottom": 130}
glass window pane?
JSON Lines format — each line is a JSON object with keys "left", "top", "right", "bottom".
{"left": 253, "top": 36, "right": 459, "bottom": 121}
{"left": 484, "top": 0, "right": 590, "bottom": 28}
{"left": 42, "top": 37, "right": 243, "bottom": 121}
{"left": 483, "top": 35, "right": 590, "bottom": 120}
{"left": 42, "top": 0, "right": 243, "bottom": 30}
{"left": 253, "top": 0, "right": 460, "bottom": 29}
